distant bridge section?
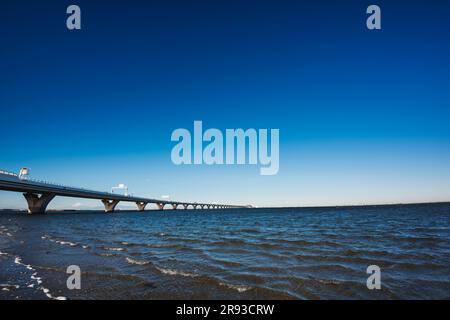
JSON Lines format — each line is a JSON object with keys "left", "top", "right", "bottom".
{"left": 0, "top": 170, "right": 249, "bottom": 214}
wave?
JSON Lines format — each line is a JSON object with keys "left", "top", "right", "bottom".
{"left": 153, "top": 266, "right": 252, "bottom": 293}
{"left": 95, "top": 252, "right": 121, "bottom": 257}
{"left": 13, "top": 255, "right": 67, "bottom": 300}
{"left": 210, "top": 258, "right": 242, "bottom": 267}
{"left": 126, "top": 257, "right": 150, "bottom": 265}
{"left": 0, "top": 226, "right": 13, "bottom": 237}
{"left": 219, "top": 282, "right": 251, "bottom": 293}
{"left": 118, "top": 241, "right": 193, "bottom": 249}
{"left": 103, "top": 247, "right": 125, "bottom": 252}
{"left": 227, "top": 228, "right": 260, "bottom": 235}
{"left": 41, "top": 235, "right": 88, "bottom": 249}
{"left": 1, "top": 283, "right": 20, "bottom": 291}
{"left": 155, "top": 266, "right": 198, "bottom": 278}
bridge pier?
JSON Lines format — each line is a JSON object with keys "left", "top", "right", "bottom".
{"left": 23, "top": 192, "right": 56, "bottom": 215}
{"left": 136, "top": 202, "right": 147, "bottom": 212}
{"left": 182, "top": 204, "right": 188, "bottom": 209}
{"left": 102, "top": 199, "right": 120, "bottom": 213}
{"left": 156, "top": 203, "right": 165, "bottom": 210}
{"left": 171, "top": 203, "right": 178, "bottom": 210}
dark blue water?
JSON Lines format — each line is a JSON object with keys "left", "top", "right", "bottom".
{"left": 1, "top": 203, "right": 450, "bottom": 299}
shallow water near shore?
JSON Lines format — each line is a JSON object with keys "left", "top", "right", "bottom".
{"left": 1, "top": 203, "right": 450, "bottom": 300}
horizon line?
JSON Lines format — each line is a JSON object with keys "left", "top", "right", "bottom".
{"left": 1, "top": 200, "right": 449, "bottom": 212}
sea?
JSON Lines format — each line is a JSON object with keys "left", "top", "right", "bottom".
{"left": 1, "top": 203, "right": 449, "bottom": 300}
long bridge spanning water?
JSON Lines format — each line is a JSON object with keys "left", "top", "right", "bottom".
{"left": 0, "top": 169, "right": 248, "bottom": 214}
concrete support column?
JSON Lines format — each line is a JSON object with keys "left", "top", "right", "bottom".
{"left": 171, "top": 203, "right": 178, "bottom": 210}
{"left": 23, "top": 192, "right": 56, "bottom": 215}
{"left": 156, "top": 203, "right": 165, "bottom": 210}
{"left": 136, "top": 202, "right": 147, "bottom": 212}
{"left": 102, "top": 199, "right": 120, "bottom": 213}
{"left": 183, "top": 204, "right": 188, "bottom": 209}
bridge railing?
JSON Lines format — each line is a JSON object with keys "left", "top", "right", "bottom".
{"left": 0, "top": 170, "right": 18, "bottom": 177}
{"left": 25, "top": 177, "right": 118, "bottom": 196}
{"left": 1, "top": 170, "right": 156, "bottom": 201}
{"left": 0, "top": 169, "right": 116, "bottom": 196}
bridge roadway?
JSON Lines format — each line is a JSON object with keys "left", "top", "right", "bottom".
{"left": 0, "top": 170, "right": 247, "bottom": 214}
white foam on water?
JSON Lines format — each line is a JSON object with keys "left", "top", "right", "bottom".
{"left": 41, "top": 234, "right": 87, "bottom": 249}
{"left": 0, "top": 226, "right": 13, "bottom": 237}
{"left": 104, "top": 247, "right": 124, "bottom": 251}
{"left": 13, "top": 255, "right": 67, "bottom": 301}
{"left": 155, "top": 266, "right": 198, "bottom": 278}
{"left": 219, "top": 282, "right": 251, "bottom": 293}
{"left": 60, "top": 241, "right": 77, "bottom": 246}
{"left": 0, "top": 284, "right": 20, "bottom": 291}
{"left": 125, "top": 257, "right": 149, "bottom": 265}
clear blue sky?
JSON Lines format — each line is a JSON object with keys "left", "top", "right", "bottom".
{"left": 1, "top": 0, "right": 450, "bottom": 209}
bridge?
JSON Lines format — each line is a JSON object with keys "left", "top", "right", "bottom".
{"left": 0, "top": 169, "right": 248, "bottom": 214}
